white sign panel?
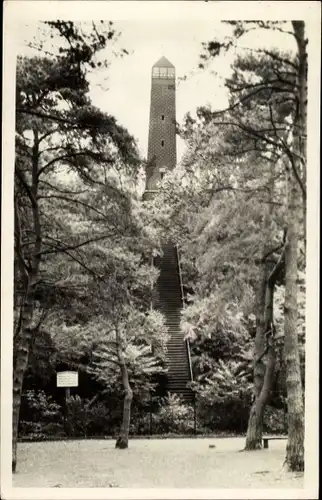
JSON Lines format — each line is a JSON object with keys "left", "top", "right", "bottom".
{"left": 56, "top": 371, "right": 78, "bottom": 387}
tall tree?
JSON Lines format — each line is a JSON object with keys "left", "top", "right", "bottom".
{"left": 196, "top": 21, "right": 306, "bottom": 469}
{"left": 282, "top": 21, "right": 307, "bottom": 471}
{"left": 13, "top": 21, "right": 139, "bottom": 472}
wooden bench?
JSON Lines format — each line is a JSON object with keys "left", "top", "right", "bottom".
{"left": 263, "top": 436, "right": 287, "bottom": 449}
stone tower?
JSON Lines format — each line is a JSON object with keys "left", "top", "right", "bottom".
{"left": 144, "top": 56, "right": 177, "bottom": 198}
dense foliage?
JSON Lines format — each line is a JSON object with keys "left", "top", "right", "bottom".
{"left": 13, "top": 21, "right": 166, "bottom": 461}
{"left": 144, "top": 22, "right": 306, "bottom": 459}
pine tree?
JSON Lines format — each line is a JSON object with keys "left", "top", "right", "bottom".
{"left": 13, "top": 21, "right": 139, "bottom": 471}
{"left": 194, "top": 21, "right": 306, "bottom": 468}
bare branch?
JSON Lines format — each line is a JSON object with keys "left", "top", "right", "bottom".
{"left": 14, "top": 196, "right": 30, "bottom": 280}
{"left": 37, "top": 151, "right": 103, "bottom": 178}
{"left": 41, "top": 241, "right": 103, "bottom": 280}
{"left": 38, "top": 194, "right": 108, "bottom": 220}
{"left": 15, "top": 167, "right": 37, "bottom": 208}
{"left": 40, "top": 233, "right": 115, "bottom": 256}
{"left": 39, "top": 179, "right": 89, "bottom": 195}
{"left": 16, "top": 108, "right": 75, "bottom": 126}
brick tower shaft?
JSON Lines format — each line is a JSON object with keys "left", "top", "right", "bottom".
{"left": 145, "top": 56, "right": 177, "bottom": 197}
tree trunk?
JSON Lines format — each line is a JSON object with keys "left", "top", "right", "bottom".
{"left": 245, "top": 160, "right": 281, "bottom": 450}
{"left": 245, "top": 342, "right": 276, "bottom": 449}
{"left": 253, "top": 265, "right": 268, "bottom": 399}
{"left": 245, "top": 267, "right": 277, "bottom": 449}
{"left": 115, "top": 338, "right": 133, "bottom": 449}
{"left": 284, "top": 167, "right": 304, "bottom": 471}
{"left": 292, "top": 21, "right": 307, "bottom": 253}
{"left": 12, "top": 278, "right": 38, "bottom": 471}
{"left": 13, "top": 129, "right": 41, "bottom": 472}
{"left": 281, "top": 21, "right": 306, "bottom": 473}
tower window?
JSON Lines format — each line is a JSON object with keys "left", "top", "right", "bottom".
{"left": 161, "top": 115, "right": 165, "bottom": 120}
{"left": 161, "top": 140, "right": 164, "bottom": 147}
{"left": 152, "top": 67, "right": 159, "bottom": 78}
{"left": 152, "top": 67, "right": 175, "bottom": 79}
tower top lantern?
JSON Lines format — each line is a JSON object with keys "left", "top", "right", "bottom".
{"left": 152, "top": 56, "right": 175, "bottom": 79}
{"left": 153, "top": 56, "right": 175, "bottom": 68}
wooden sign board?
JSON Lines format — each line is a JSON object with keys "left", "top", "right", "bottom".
{"left": 57, "top": 371, "right": 78, "bottom": 388}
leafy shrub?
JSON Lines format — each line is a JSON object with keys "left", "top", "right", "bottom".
{"left": 19, "top": 390, "right": 63, "bottom": 438}
{"left": 128, "top": 405, "right": 153, "bottom": 435}
{"left": 21, "top": 389, "right": 62, "bottom": 421}
{"left": 181, "top": 292, "right": 255, "bottom": 434}
{"left": 263, "top": 406, "right": 287, "bottom": 434}
{"left": 19, "top": 421, "right": 44, "bottom": 438}
{"left": 19, "top": 421, "right": 65, "bottom": 439}
{"left": 65, "top": 395, "right": 88, "bottom": 436}
{"left": 86, "top": 400, "right": 115, "bottom": 435}
{"left": 66, "top": 395, "right": 121, "bottom": 437}
{"left": 153, "top": 393, "right": 194, "bottom": 434}
{"left": 182, "top": 295, "right": 252, "bottom": 363}
{"left": 193, "top": 359, "right": 253, "bottom": 432}
{"left": 19, "top": 391, "right": 121, "bottom": 438}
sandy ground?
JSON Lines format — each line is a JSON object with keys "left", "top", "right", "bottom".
{"left": 13, "top": 437, "right": 304, "bottom": 489}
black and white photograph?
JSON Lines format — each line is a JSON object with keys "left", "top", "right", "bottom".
{"left": 1, "top": 1, "right": 320, "bottom": 498}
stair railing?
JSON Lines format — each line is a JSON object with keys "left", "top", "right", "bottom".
{"left": 150, "top": 253, "right": 154, "bottom": 311}
{"left": 175, "top": 244, "right": 193, "bottom": 383}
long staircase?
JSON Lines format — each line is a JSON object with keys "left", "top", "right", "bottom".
{"left": 154, "top": 243, "right": 193, "bottom": 403}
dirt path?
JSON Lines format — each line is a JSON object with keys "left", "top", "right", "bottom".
{"left": 13, "top": 437, "right": 304, "bottom": 489}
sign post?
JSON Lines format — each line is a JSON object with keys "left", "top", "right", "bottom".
{"left": 65, "top": 387, "right": 71, "bottom": 403}
{"left": 56, "top": 371, "right": 78, "bottom": 435}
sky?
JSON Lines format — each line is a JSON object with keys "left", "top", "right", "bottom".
{"left": 14, "top": 9, "right": 298, "bottom": 163}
